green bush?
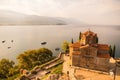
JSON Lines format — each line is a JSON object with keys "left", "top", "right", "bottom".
{"left": 19, "top": 75, "right": 30, "bottom": 80}
{"left": 17, "top": 48, "right": 53, "bottom": 69}
{"left": 31, "top": 70, "right": 37, "bottom": 75}
{"left": 7, "top": 73, "right": 20, "bottom": 80}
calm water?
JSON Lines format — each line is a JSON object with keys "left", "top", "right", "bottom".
{"left": 0, "top": 25, "right": 120, "bottom": 62}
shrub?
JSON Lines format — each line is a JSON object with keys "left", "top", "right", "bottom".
{"left": 31, "top": 70, "right": 37, "bottom": 75}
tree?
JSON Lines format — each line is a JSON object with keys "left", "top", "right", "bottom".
{"left": 0, "top": 58, "right": 14, "bottom": 78}
{"left": 112, "top": 45, "right": 116, "bottom": 58}
{"left": 17, "top": 53, "right": 32, "bottom": 69}
{"left": 79, "top": 32, "right": 82, "bottom": 41}
{"left": 109, "top": 45, "right": 112, "bottom": 57}
{"left": 62, "top": 41, "right": 69, "bottom": 53}
{"left": 71, "top": 38, "right": 74, "bottom": 44}
{"left": 17, "top": 48, "right": 53, "bottom": 69}
{"left": 96, "top": 36, "right": 98, "bottom": 43}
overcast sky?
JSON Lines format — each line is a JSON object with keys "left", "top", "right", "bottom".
{"left": 0, "top": 0, "right": 120, "bottom": 25}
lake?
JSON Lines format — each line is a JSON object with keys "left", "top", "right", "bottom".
{"left": 0, "top": 25, "right": 120, "bottom": 62}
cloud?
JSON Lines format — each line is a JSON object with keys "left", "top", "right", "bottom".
{"left": 0, "top": 0, "right": 120, "bottom": 25}
{"left": 53, "top": 0, "right": 120, "bottom": 25}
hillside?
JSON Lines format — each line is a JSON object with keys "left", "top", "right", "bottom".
{"left": 0, "top": 10, "right": 66, "bottom": 25}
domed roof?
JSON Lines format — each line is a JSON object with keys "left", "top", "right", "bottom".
{"left": 83, "top": 30, "right": 96, "bottom": 36}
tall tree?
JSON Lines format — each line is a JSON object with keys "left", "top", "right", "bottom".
{"left": 109, "top": 45, "right": 112, "bottom": 57}
{"left": 96, "top": 36, "right": 98, "bottom": 43}
{"left": 71, "top": 38, "right": 74, "bottom": 44}
{"left": 62, "top": 41, "right": 69, "bottom": 53}
{"left": 112, "top": 45, "right": 116, "bottom": 58}
{"left": 79, "top": 32, "right": 82, "bottom": 41}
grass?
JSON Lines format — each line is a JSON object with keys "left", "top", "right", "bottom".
{"left": 41, "top": 63, "right": 63, "bottom": 80}
{"left": 31, "top": 56, "right": 57, "bottom": 71}
{"left": 51, "top": 63, "right": 63, "bottom": 74}
{"left": 41, "top": 74, "right": 50, "bottom": 80}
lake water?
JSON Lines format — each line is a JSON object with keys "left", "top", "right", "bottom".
{"left": 0, "top": 25, "right": 120, "bottom": 62}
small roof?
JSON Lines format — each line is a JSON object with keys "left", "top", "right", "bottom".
{"left": 80, "top": 44, "right": 90, "bottom": 49}
{"left": 72, "top": 52, "right": 81, "bottom": 55}
{"left": 97, "top": 44, "right": 110, "bottom": 58}
{"left": 69, "top": 42, "right": 80, "bottom": 47}
{"left": 97, "top": 53, "right": 110, "bottom": 58}
{"left": 83, "top": 30, "right": 96, "bottom": 36}
{"left": 98, "top": 44, "right": 109, "bottom": 50}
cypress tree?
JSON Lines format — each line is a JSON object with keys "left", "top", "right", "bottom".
{"left": 109, "top": 45, "right": 112, "bottom": 57}
{"left": 79, "top": 32, "right": 82, "bottom": 41}
{"left": 112, "top": 45, "right": 116, "bottom": 58}
{"left": 96, "top": 36, "right": 98, "bottom": 43}
{"left": 71, "top": 38, "right": 74, "bottom": 44}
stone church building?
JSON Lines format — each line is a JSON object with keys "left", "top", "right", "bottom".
{"left": 69, "top": 30, "right": 110, "bottom": 72}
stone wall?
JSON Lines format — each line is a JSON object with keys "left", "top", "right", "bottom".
{"left": 70, "top": 46, "right": 110, "bottom": 72}
{"left": 71, "top": 46, "right": 97, "bottom": 69}
{"left": 95, "top": 58, "right": 110, "bottom": 71}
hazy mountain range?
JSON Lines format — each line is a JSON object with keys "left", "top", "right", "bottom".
{"left": 0, "top": 10, "right": 67, "bottom": 25}
{"left": 0, "top": 10, "right": 89, "bottom": 25}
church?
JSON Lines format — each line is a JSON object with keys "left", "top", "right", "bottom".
{"left": 69, "top": 30, "right": 110, "bottom": 72}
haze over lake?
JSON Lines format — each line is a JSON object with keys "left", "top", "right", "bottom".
{"left": 0, "top": 25, "right": 120, "bottom": 62}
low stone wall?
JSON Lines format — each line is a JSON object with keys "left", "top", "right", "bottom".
{"left": 74, "top": 67, "right": 109, "bottom": 75}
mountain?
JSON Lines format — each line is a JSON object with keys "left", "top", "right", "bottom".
{"left": 0, "top": 10, "right": 66, "bottom": 25}
{"left": 57, "top": 17, "right": 89, "bottom": 26}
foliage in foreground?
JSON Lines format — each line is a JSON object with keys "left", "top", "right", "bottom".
{"left": 0, "top": 48, "right": 53, "bottom": 80}
{"left": 7, "top": 74, "right": 20, "bottom": 80}
{"left": 17, "top": 48, "right": 53, "bottom": 69}
{"left": 0, "top": 58, "right": 15, "bottom": 79}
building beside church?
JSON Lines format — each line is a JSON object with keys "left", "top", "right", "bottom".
{"left": 69, "top": 30, "right": 110, "bottom": 72}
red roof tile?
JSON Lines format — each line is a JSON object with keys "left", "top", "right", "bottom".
{"left": 83, "top": 30, "right": 96, "bottom": 36}
{"left": 98, "top": 44, "right": 109, "bottom": 50}
{"left": 97, "top": 44, "right": 110, "bottom": 58}
{"left": 97, "top": 53, "right": 110, "bottom": 58}
{"left": 69, "top": 42, "right": 80, "bottom": 47}
{"left": 72, "top": 52, "right": 81, "bottom": 55}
